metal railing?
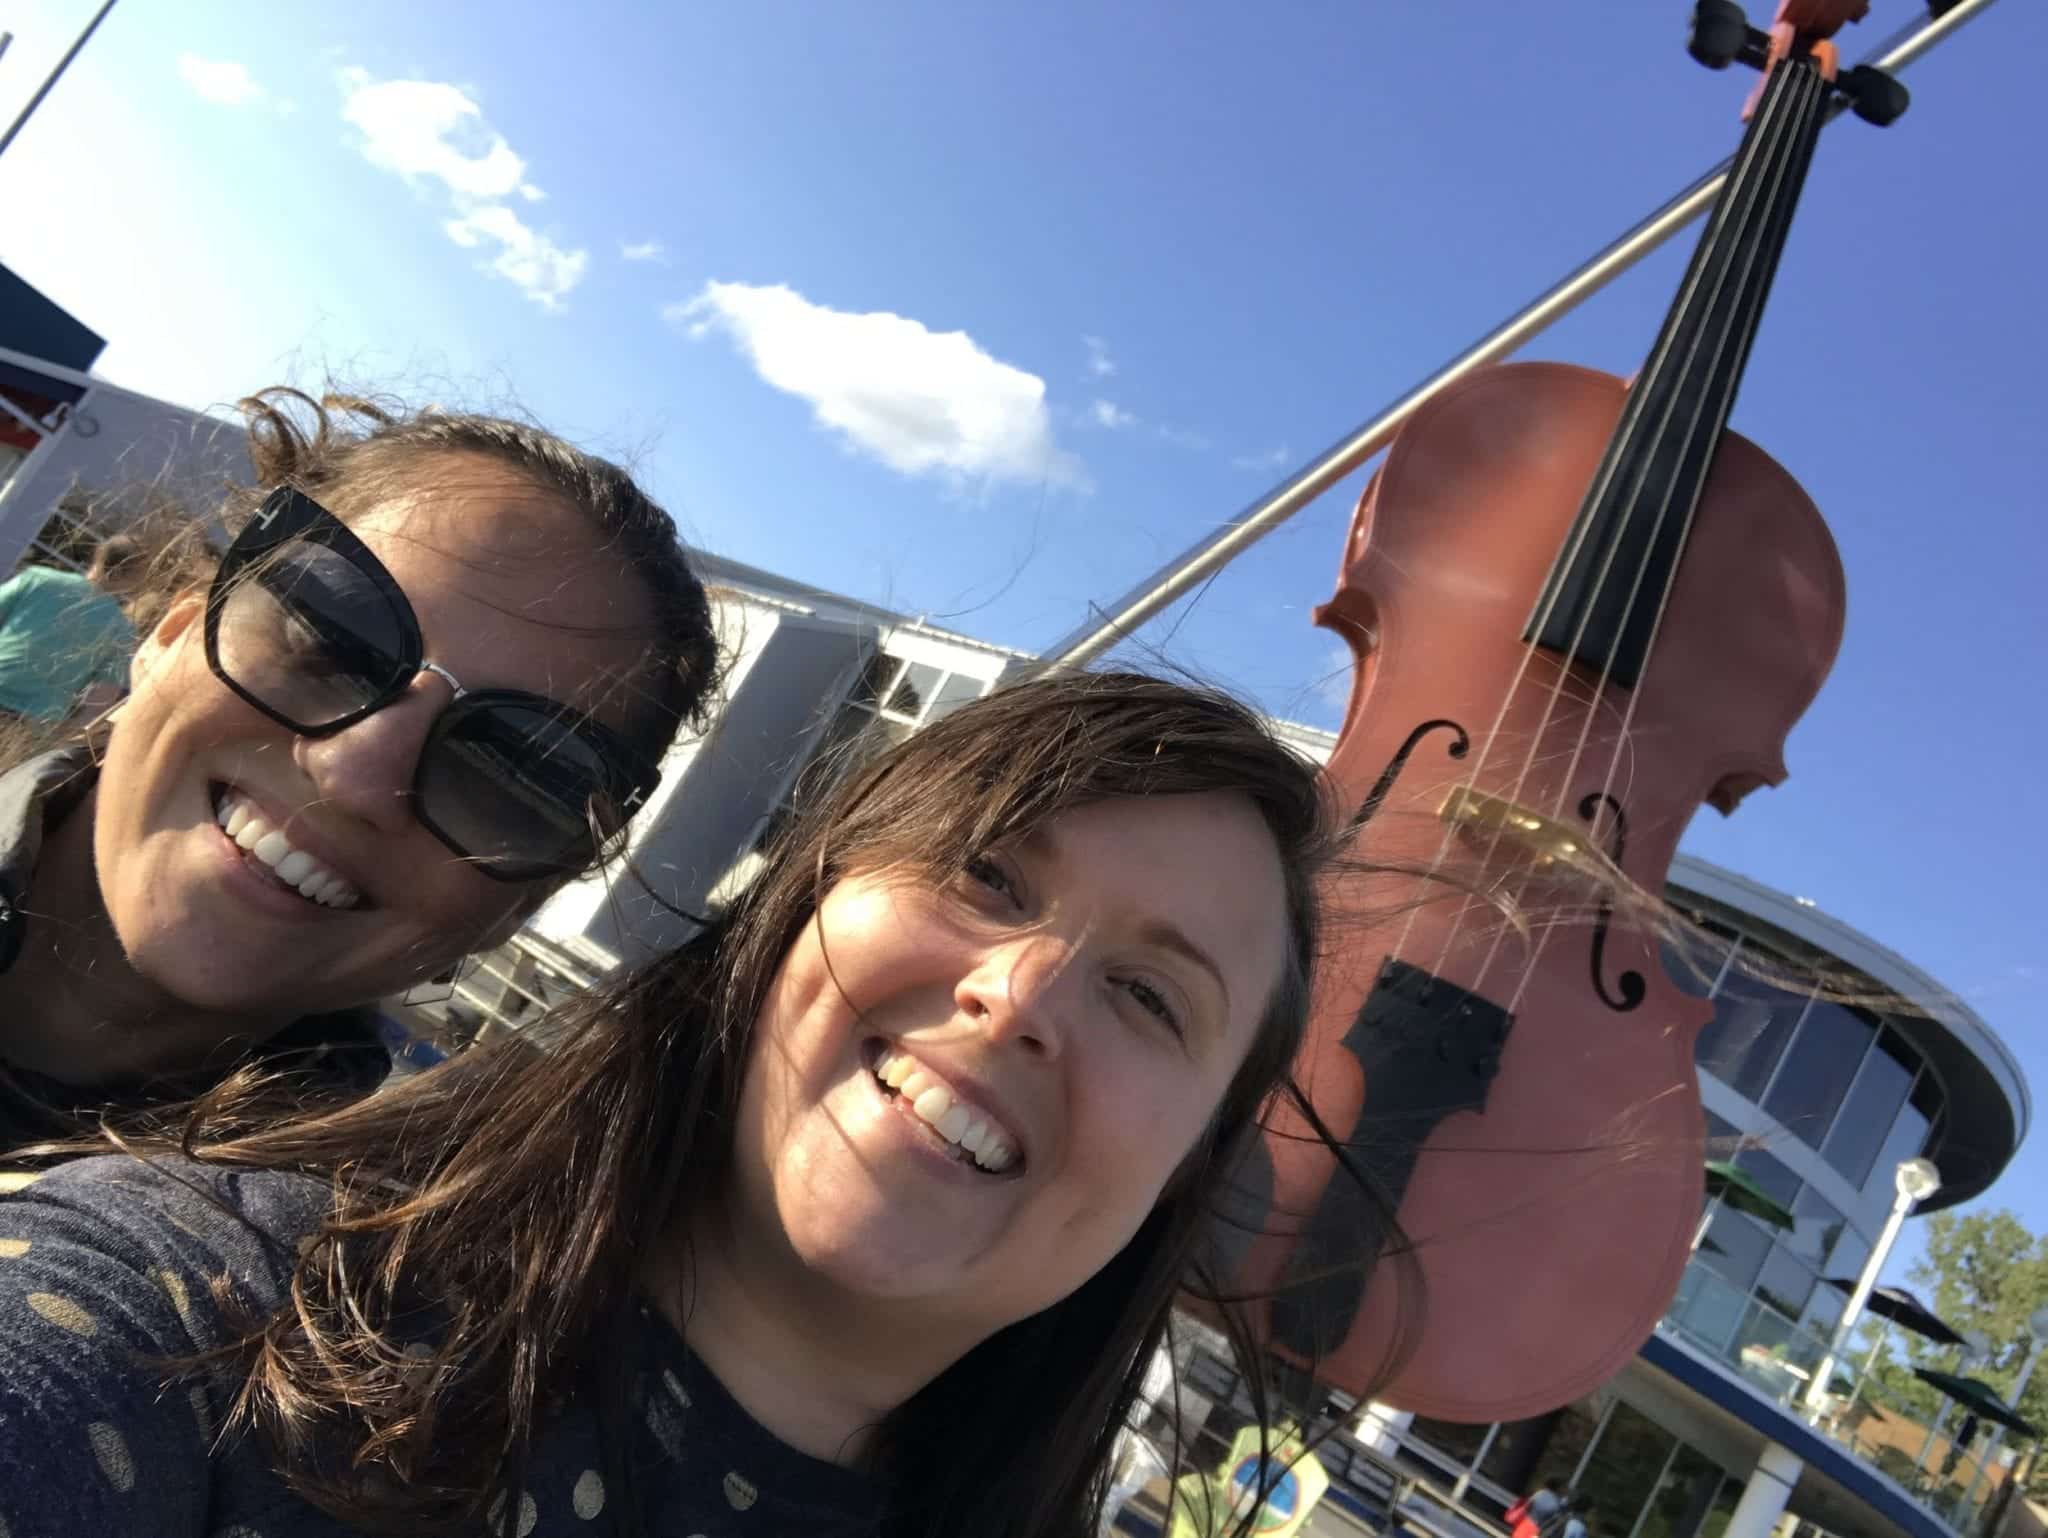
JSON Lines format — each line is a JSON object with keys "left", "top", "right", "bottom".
{"left": 1660, "top": 1266, "right": 2008, "bottom": 1533}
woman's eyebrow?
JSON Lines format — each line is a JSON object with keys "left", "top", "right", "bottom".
{"left": 1137, "top": 919, "right": 1229, "bottom": 1008}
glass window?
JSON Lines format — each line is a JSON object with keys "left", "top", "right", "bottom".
{"left": 1798, "top": 1280, "right": 1845, "bottom": 1344}
{"left": 1695, "top": 970, "right": 1804, "bottom": 1103}
{"left": 1662, "top": 937, "right": 1723, "bottom": 1001}
{"left": 924, "top": 671, "right": 987, "bottom": 721}
{"left": 1828, "top": 1220, "right": 1870, "bottom": 1283}
{"left": 1820, "top": 1027, "right": 1916, "bottom": 1186}
{"left": 845, "top": 649, "right": 893, "bottom": 708}
{"left": 1694, "top": 1470, "right": 1744, "bottom": 1538}
{"left": 1864, "top": 1079, "right": 1937, "bottom": 1204}
{"left": 1638, "top": 1446, "right": 1733, "bottom": 1538}
{"left": 1734, "top": 1144, "right": 1802, "bottom": 1213}
{"left": 1675, "top": 1268, "right": 1750, "bottom": 1354}
{"left": 1762, "top": 1001, "right": 1875, "bottom": 1149}
{"left": 1730, "top": 1298, "right": 1812, "bottom": 1402}
{"left": 1525, "top": 1396, "right": 1605, "bottom": 1498}
{"left": 1576, "top": 1401, "right": 1678, "bottom": 1538}
{"left": 1755, "top": 1246, "right": 1817, "bottom": 1320}
{"left": 883, "top": 661, "right": 943, "bottom": 720}
{"left": 1785, "top": 1186, "right": 1847, "bottom": 1268}
{"left": 1698, "top": 1209, "right": 1772, "bottom": 1292}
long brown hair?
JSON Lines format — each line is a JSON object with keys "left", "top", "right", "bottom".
{"left": 121, "top": 670, "right": 1411, "bottom": 1537}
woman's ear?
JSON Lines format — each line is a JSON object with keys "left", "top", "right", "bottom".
{"left": 127, "top": 589, "right": 206, "bottom": 694}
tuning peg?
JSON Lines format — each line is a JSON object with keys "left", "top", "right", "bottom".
{"left": 1838, "top": 63, "right": 1909, "bottom": 126}
{"left": 1689, "top": 0, "right": 1752, "bottom": 70}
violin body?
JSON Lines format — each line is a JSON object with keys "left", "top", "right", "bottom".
{"left": 1246, "top": 361, "right": 1844, "bottom": 1420}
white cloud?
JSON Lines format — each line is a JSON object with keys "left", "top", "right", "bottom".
{"left": 1157, "top": 424, "right": 1211, "bottom": 451}
{"left": 339, "top": 69, "right": 529, "bottom": 199}
{"left": 444, "top": 207, "right": 588, "bottom": 311}
{"left": 178, "top": 54, "right": 266, "bottom": 107}
{"left": 673, "top": 281, "right": 1082, "bottom": 487}
{"left": 1089, "top": 399, "right": 1136, "bottom": 430}
{"left": 1083, "top": 334, "right": 1116, "bottom": 377}
{"left": 1231, "top": 444, "right": 1291, "bottom": 472}
{"left": 621, "top": 238, "right": 668, "bottom": 263}
{"left": 337, "top": 67, "right": 587, "bottom": 309}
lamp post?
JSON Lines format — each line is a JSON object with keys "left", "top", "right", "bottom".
{"left": 1958, "top": 1305, "right": 2048, "bottom": 1513}
{"left": 1804, "top": 1158, "right": 1942, "bottom": 1419}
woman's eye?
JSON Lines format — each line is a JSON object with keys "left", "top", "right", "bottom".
{"left": 1120, "top": 976, "right": 1183, "bottom": 1038}
{"left": 963, "top": 854, "right": 1021, "bottom": 908}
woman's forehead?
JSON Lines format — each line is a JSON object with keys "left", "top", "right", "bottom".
{"left": 342, "top": 466, "right": 655, "bottom": 709}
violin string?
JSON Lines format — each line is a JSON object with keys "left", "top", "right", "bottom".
{"left": 1493, "top": 56, "right": 1826, "bottom": 1021}
{"left": 1442, "top": 53, "right": 1810, "bottom": 1011}
{"left": 1423, "top": 79, "right": 1780, "bottom": 997}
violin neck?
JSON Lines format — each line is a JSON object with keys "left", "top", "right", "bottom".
{"left": 1525, "top": 54, "right": 1834, "bottom": 689}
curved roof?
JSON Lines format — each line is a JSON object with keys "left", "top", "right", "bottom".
{"left": 1669, "top": 854, "right": 2028, "bottom": 1210}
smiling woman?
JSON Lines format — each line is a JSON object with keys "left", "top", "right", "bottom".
{"left": 0, "top": 670, "right": 1406, "bottom": 1538}
{"left": 0, "top": 387, "right": 718, "bottom": 1144}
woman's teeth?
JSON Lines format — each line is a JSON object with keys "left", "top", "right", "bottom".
{"left": 873, "top": 1047, "right": 1018, "bottom": 1173}
{"left": 214, "top": 791, "right": 360, "bottom": 909}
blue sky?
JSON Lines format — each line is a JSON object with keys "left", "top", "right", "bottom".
{"left": 3, "top": 2, "right": 2043, "bottom": 1283}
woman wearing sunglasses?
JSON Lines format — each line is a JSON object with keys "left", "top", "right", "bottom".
{"left": 0, "top": 388, "right": 718, "bottom": 1143}
{"left": 0, "top": 672, "right": 1395, "bottom": 1538}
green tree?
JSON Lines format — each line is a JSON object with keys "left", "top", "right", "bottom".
{"left": 1856, "top": 1210, "right": 2048, "bottom": 1497}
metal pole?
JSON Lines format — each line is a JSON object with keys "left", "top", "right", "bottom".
{"left": 0, "top": 0, "right": 121, "bottom": 164}
{"left": 1805, "top": 1160, "right": 1940, "bottom": 1417}
{"left": 1450, "top": 1421, "right": 1500, "bottom": 1503}
{"left": 1038, "top": 0, "right": 2002, "bottom": 672}
{"left": 1915, "top": 1395, "right": 1957, "bottom": 1477}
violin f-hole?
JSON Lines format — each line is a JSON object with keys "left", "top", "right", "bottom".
{"left": 1579, "top": 791, "right": 1646, "bottom": 1013}
{"left": 1349, "top": 718, "right": 1471, "bottom": 833}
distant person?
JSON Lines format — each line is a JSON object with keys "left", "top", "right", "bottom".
{"left": 1509, "top": 1477, "right": 1570, "bottom": 1538}
{"left": 0, "top": 534, "right": 145, "bottom": 725}
{"left": 1553, "top": 1495, "right": 1597, "bottom": 1538}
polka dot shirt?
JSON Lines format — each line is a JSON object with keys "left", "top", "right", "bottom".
{"left": 0, "top": 1156, "right": 883, "bottom": 1536}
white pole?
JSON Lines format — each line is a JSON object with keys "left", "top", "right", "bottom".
{"left": 1805, "top": 1160, "right": 1942, "bottom": 1418}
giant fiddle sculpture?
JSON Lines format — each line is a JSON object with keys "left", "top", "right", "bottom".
{"left": 1236, "top": 2, "right": 1908, "bottom": 1420}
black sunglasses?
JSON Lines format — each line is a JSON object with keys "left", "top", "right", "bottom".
{"left": 204, "top": 486, "right": 661, "bottom": 882}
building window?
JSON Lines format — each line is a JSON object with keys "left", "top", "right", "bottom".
{"left": 1785, "top": 1185, "right": 1848, "bottom": 1269}
{"left": 752, "top": 648, "right": 993, "bottom": 853}
{"left": 1862, "top": 1074, "right": 1941, "bottom": 1204}
{"left": 1573, "top": 1400, "right": 1679, "bottom": 1538}
{"left": 1694, "top": 959, "right": 1805, "bottom": 1104}
{"left": 1819, "top": 1027, "right": 1918, "bottom": 1187}
{"left": 1754, "top": 1245, "right": 1818, "bottom": 1321}
{"left": 1760, "top": 1000, "right": 1875, "bottom": 1150}
{"left": 1698, "top": 1209, "right": 1773, "bottom": 1294}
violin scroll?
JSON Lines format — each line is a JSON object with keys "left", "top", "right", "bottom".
{"left": 1691, "top": 0, "right": 1906, "bottom": 124}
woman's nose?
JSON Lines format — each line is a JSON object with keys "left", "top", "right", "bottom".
{"left": 290, "top": 675, "right": 449, "bottom": 834}
{"left": 955, "top": 934, "right": 1074, "bottom": 1061}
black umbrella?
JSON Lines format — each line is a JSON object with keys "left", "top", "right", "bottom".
{"left": 1825, "top": 1280, "right": 1966, "bottom": 1348}
{"left": 1912, "top": 1370, "right": 2040, "bottom": 1439}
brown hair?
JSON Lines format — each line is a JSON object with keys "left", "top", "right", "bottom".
{"left": 1, "top": 387, "right": 720, "bottom": 862}
{"left": 83, "top": 531, "right": 145, "bottom": 592}
{"left": 120, "top": 669, "right": 1410, "bottom": 1537}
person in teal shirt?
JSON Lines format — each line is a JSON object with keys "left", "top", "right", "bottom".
{"left": 0, "top": 536, "right": 141, "bottom": 724}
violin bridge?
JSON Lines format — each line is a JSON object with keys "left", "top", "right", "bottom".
{"left": 1438, "top": 787, "right": 1622, "bottom": 883}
